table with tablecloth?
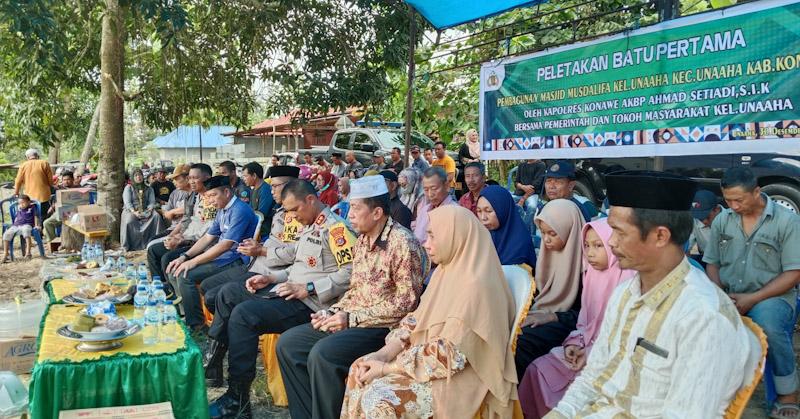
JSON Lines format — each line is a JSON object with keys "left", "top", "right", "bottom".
{"left": 28, "top": 304, "right": 209, "bottom": 418}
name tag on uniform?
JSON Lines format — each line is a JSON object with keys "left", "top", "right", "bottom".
{"left": 282, "top": 213, "right": 302, "bottom": 243}
{"left": 328, "top": 222, "right": 356, "bottom": 267}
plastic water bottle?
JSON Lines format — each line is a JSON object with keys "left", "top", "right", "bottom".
{"left": 117, "top": 255, "right": 127, "bottom": 273}
{"left": 125, "top": 263, "right": 137, "bottom": 284}
{"left": 143, "top": 300, "right": 160, "bottom": 345}
{"left": 133, "top": 282, "right": 149, "bottom": 327}
{"left": 137, "top": 263, "right": 149, "bottom": 282}
{"left": 81, "top": 242, "right": 90, "bottom": 262}
{"left": 161, "top": 304, "right": 178, "bottom": 342}
{"left": 93, "top": 243, "right": 104, "bottom": 264}
{"left": 152, "top": 277, "right": 167, "bottom": 308}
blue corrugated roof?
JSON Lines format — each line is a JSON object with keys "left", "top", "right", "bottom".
{"left": 405, "top": 0, "right": 548, "bottom": 30}
{"left": 151, "top": 125, "right": 235, "bottom": 149}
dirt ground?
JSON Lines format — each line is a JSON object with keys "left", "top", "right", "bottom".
{"left": 0, "top": 254, "right": 782, "bottom": 418}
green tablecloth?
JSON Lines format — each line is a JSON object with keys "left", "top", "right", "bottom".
{"left": 28, "top": 304, "right": 209, "bottom": 419}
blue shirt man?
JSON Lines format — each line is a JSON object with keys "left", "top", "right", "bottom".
{"left": 165, "top": 175, "right": 258, "bottom": 330}
{"left": 241, "top": 161, "right": 275, "bottom": 239}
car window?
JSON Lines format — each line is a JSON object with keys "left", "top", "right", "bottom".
{"left": 374, "top": 130, "right": 433, "bottom": 149}
{"left": 353, "top": 133, "right": 375, "bottom": 151}
{"left": 333, "top": 133, "right": 351, "bottom": 150}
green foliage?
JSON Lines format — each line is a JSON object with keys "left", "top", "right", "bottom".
{"left": 380, "top": 0, "right": 715, "bottom": 148}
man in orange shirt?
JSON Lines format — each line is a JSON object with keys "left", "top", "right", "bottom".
{"left": 431, "top": 141, "right": 456, "bottom": 194}
{"left": 14, "top": 149, "right": 55, "bottom": 215}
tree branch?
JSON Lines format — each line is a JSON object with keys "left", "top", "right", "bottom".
{"left": 101, "top": 72, "right": 141, "bottom": 101}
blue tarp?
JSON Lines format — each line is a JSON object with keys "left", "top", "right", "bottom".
{"left": 405, "top": 0, "right": 549, "bottom": 29}
{"left": 151, "top": 125, "right": 235, "bottom": 149}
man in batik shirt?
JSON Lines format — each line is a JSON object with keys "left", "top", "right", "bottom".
{"left": 277, "top": 175, "right": 426, "bottom": 419}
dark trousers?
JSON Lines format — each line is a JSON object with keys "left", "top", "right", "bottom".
{"left": 171, "top": 259, "right": 243, "bottom": 327}
{"left": 514, "top": 316, "right": 578, "bottom": 380}
{"left": 147, "top": 242, "right": 189, "bottom": 281}
{"left": 210, "top": 281, "right": 314, "bottom": 382}
{"left": 201, "top": 264, "right": 255, "bottom": 314}
{"left": 277, "top": 324, "right": 389, "bottom": 419}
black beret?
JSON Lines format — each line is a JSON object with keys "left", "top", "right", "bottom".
{"left": 606, "top": 170, "right": 697, "bottom": 211}
{"left": 203, "top": 175, "right": 230, "bottom": 190}
{"left": 268, "top": 165, "right": 300, "bottom": 179}
{"left": 379, "top": 170, "right": 398, "bottom": 182}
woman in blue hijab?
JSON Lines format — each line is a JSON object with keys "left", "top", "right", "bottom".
{"left": 477, "top": 185, "right": 537, "bottom": 269}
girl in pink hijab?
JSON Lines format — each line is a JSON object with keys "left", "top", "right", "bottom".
{"left": 518, "top": 218, "right": 634, "bottom": 418}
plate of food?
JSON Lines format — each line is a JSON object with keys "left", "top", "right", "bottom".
{"left": 60, "top": 313, "right": 138, "bottom": 341}
{"left": 68, "top": 283, "right": 131, "bottom": 304}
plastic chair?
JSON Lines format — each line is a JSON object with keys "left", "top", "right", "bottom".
{"left": 3, "top": 199, "right": 46, "bottom": 260}
{"left": 724, "top": 316, "right": 767, "bottom": 419}
{"left": 506, "top": 166, "right": 518, "bottom": 193}
{"left": 253, "top": 212, "right": 264, "bottom": 242}
{"left": 763, "top": 295, "right": 800, "bottom": 408}
{"left": 473, "top": 265, "right": 534, "bottom": 419}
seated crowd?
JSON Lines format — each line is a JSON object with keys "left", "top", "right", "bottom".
{"left": 135, "top": 152, "right": 797, "bottom": 419}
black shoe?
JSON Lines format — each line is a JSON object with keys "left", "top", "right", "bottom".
{"left": 206, "top": 364, "right": 224, "bottom": 388}
{"left": 209, "top": 379, "right": 252, "bottom": 419}
{"left": 203, "top": 338, "right": 227, "bottom": 387}
{"left": 203, "top": 338, "right": 227, "bottom": 368}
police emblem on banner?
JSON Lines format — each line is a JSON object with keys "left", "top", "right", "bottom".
{"left": 328, "top": 222, "right": 356, "bottom": 267}
{"left": 307, "top": 256, "right": 317, "bottom": 268}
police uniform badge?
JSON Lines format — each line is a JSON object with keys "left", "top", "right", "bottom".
{"left": 328, "top": 222, "right": 356, "bottom": 267}
{"left": 307, "top": 256, "right": 317, "bottom": 268}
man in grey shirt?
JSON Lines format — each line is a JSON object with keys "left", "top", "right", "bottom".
{"left": 410, "top": 145, "right": 430, "bottom": 172}
{"left": 161, "top": 164, "right": 192, "bottom": 231}
{"left": 345, "top": 151, "right": 364, "bottom": 179}
{"left": 704, "top": 167, "right": 800, "bottom": 416}
{"left": 330, "top": 152, "right": 348, "bottom": 178}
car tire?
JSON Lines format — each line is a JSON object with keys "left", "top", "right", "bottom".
{"left": 574, "top": 178, "right": 596, "bottom": 204}
{"left": 762, "top": 183, "right": 800, "bottom": 214}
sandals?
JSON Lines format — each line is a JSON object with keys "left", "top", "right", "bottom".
{"left": 770, "top": 403, "right": 800, "bottom": 419}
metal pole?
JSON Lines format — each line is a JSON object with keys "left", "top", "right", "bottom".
{"left": 198, "top": 125, "right": 203, "bottom": 162}
{"left": 654, "top": 0, "right": 679, "bottom": 171}
{"left": 403, "top": 5, "right": 417, "bottom": 167}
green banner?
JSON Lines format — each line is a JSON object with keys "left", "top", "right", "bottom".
{"left": 480, "top": 0, "right": 800, "bottom": 159}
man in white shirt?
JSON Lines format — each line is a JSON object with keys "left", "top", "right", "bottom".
{"left": 546, "top": 171, "right": 751, "bottom": 419}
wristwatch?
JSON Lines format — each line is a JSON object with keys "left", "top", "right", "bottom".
{"left": 306, "top": 282, "right": 316, "bottom": 296}
{"left": 180, "top": 252, "right": 193, "bottom": 260}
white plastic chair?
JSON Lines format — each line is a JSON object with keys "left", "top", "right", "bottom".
{"left": 502, "top": 265, "right": 534, "bottom": 352}
{"left": 253, "top": 211, "right": 265, "bottom": 242}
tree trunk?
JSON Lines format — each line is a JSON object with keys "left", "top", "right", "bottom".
{"left": 48, "top": 139, "right": 60, "bottom": 164}
{"left": 98, "top": 0, "right": 126, "bottom": 242}
{"left": 76, "top": 102, "right": 101, "bottom": 176}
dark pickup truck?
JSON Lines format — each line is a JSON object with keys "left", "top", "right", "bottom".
{"left": 565, "top": 154, "right": 800, "bottom": 213}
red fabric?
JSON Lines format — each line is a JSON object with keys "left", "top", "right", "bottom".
{"left": 317, "top": 172, "right": 339, "bottom": 208}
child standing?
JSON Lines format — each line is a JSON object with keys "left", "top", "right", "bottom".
{"left": 3, "top": 195, "right": 39, "bottom": 262}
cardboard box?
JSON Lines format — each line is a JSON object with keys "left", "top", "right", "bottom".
{"left": 59, "top": 401, "right": 175, "bottom": 418}
{"left": 55, "top": 203, "right": 78, "bottom": 221}
{"left": 56, "top": 188, "right": 91, "bottom": 206}
{"left": 77, "top": 205, "right": 109, "bottom": 232}
{"left": 0, "top": 336, "right": 37, "bottom": 374}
